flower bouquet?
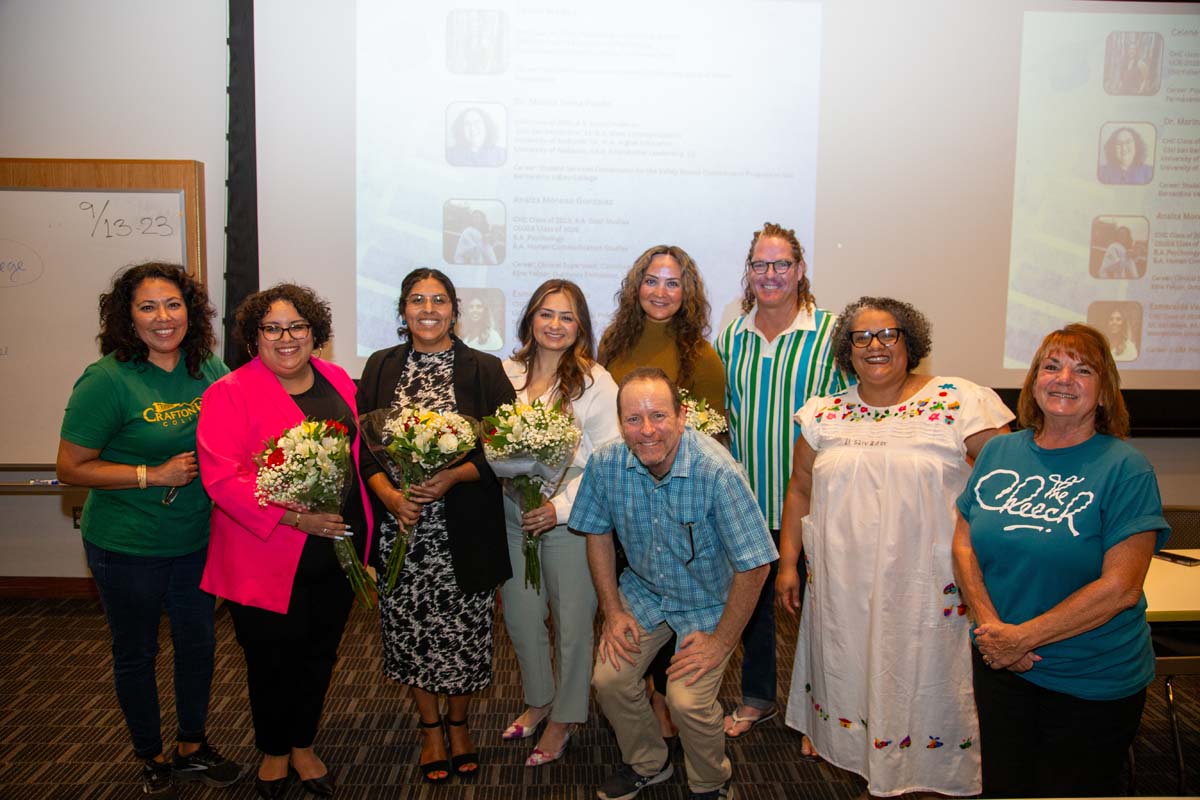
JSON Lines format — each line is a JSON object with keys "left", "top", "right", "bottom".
{"left": 255, "top": 419, "right": 374, "bottom": 609}
{"left": 482, "top": 398, "right": 581, "bottom": 592}
{"left": 679, "top": 389, "right": 728, "bottom": 436}
{"left": 360, "top": 406, "right": 477, "bottom": 594}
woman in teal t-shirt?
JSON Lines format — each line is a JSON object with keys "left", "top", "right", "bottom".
{"left": 57, "top": 263, "right": 238, "bottom": 798}
{"left": 953, "top": 323, "right": 1170, "bottom": 798}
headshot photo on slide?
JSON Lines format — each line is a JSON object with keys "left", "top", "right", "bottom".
{"left": 446, "top": 102, "right": 507, "bottom": 167}
{"left": 1088, "top": 300, "right": 1143, "bottom": 363}
{"left": 1103, "top": 31, "right": 1163, "bottom": 96}
{"left": 1097, "top": 122, "right": 1155, "bottom": 186}
{"left": 446, "top": 9, "right": 509, "bottom": 75}
{"left": 1089, "top": 215, "right": 1148, "bottom": 280}
{"left": 444, "top": 199, "right": 506, "bottom": 265}
{"left": 455, "top": 287, "right": 506, "bottom": 352}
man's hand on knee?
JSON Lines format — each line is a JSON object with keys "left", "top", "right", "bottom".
{"left": 666, "top": 631, "right": 731, "bottom": 686}
{"left": 598, "top": 609, "right": 642, "bottom": 669}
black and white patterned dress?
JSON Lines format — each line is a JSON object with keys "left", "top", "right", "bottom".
{"left": 378, "top": 348, "right": 495, "bottom": 693}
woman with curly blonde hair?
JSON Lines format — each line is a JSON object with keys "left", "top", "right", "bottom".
{"left": 597, "top": 244, "right": 724, "bottom": 414}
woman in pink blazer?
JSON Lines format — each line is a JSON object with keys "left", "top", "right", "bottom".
{"left": 198, "top": 284, "right": 373, "bottom": 800}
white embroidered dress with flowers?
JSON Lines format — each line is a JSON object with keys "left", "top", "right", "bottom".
{"left": 784, "top": 377, "right": 1013, "bottom": 797}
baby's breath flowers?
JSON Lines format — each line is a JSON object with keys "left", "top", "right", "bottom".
{"left": 482, "top": 399, "right": 581, "bottom": 592}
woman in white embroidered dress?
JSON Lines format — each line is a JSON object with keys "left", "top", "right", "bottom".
{"left": 776, "top": 296, "right": 1013, "bottom": 798}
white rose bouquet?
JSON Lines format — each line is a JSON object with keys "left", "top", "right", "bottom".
{"left": 255, "top": 419, "right": 374, "bottom": 609}
{"left": 360, "top": 406, "right": 477, "bottom": 593}
{"left": 482, "top": 398, "right": 581, "bottom": 592}
{"left": 679, "top": 388, "right": 728, "bottom": 436}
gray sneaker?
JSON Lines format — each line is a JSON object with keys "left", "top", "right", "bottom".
{"left": 597, "top": 761, "right": 674, "bottom": 800}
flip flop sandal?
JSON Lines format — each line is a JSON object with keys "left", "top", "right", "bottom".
{"left": 725, "top": 707, "right": 778, "bottom": 739}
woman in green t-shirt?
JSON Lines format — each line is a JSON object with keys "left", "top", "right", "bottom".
{"left": 57, "top": 263, "right": 238, "bottom": 799}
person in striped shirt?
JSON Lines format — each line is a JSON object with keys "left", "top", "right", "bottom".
{"left": 714, "top": 221, "right": 848, "bottom": 742}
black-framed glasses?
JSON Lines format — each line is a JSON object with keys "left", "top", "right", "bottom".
{"left": 258, "top": 322, "right": 312, "bottom": 341}
{"left": 406, "top": 293, "right": 451, "bottom": 307}
{"left": 849, "top": 327, "right": 905, "bottom": 348}
{"left": 747, "top": 259, "right": 795, "bottom": 275}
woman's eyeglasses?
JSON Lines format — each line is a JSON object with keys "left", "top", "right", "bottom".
{"left": 849, "top": 328, "right": 905, "bottom": 348}
{"left": 406, "top": 293, "right": 451, "bottom": 307}
{"left": 258, "top": 322, "right": 312, "bottom": 341}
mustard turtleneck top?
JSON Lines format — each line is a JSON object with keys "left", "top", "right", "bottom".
{"left": 604, "top": 318, "right": 726, "bottom": 415}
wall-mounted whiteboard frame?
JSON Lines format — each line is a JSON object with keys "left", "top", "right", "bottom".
{"left": 0, "top": 159, "right": 207, "bottom": 467}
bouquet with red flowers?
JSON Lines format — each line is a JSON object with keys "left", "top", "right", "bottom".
{"left": 255, "top": 419, "right": 374, "bottom": 608}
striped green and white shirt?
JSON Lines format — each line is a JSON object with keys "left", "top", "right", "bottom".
{"left": 715, "top": 304, "right": 847, "bottom": 528}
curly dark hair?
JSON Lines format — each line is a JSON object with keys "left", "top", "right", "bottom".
{"left": 597, "top": 245, "right": 711, "bottom": 388}
{"left": 740, "top": 222, "right": 815, "bottom": 314}
{"left": 97, "top": 262, "right": 216, "bottom": 379}
{"left": 830, "top": 296, "right": 933, "bottom": 376}
{"left": 512, "top": 280, "right": 597, "bottom": 404}
{"left": 395, "top": 268, "right": 461, "bottom": 340}
{"left": 1018, "top": 323, "right": 1129, "bottom": 438}
{"left": 1103, "top": 126, "right": 1147, "bottom": 168}
{"left": 235, "top": 283, "right": 333, "bottom": 356}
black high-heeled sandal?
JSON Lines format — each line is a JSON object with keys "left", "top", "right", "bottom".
{"left": 418, "top": 718, "right": 451, "bottom": 784}
{"left": 445, "top": 717, "right": 479, "bottom": 777}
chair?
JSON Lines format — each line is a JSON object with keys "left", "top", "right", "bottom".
{"left": 1152, "top": 626, "right": 1200, "bottom": 796}
{"left": 1163, "top": 505, "right": 1200, "bottom": 549}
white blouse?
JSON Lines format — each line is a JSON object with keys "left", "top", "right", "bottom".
{"left": 502, "top": 359, "right": 621, "bottom": 524}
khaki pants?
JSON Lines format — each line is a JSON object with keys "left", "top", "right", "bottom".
{"left": 592, "top": 602, "right": 732, "bottom": 794}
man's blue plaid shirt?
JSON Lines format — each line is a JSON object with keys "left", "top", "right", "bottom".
{"left": 569, "top": 427, "right": 777, "bottom": 642}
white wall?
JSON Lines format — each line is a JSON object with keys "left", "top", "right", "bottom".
{"left": 0, "top": 1, "right": 229, "bottom": 576}
{"left": 0, "top": 2, "right": 1195, "bottom": 579}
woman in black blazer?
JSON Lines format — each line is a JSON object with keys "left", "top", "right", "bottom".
{"left": 357, "top": 269, "right": 515, "bottom": 784}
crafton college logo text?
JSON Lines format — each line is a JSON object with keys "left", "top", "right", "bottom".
{"left": 142, "top": 398, "right": 202, "bottom": 426}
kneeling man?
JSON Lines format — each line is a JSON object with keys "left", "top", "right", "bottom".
{"left": 569, "top": 367, "right": 776, "bottom": 800}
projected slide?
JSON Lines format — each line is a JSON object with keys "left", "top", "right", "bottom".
{"left": 356, "top": 1, "right": 821, "bottom": 357}
{"left": 1005, "top": 13, "right": 1200, "bottom": 371}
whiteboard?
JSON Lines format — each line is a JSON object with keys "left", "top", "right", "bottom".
{"left": 0, "top": 189, "right": 188, "bottom": 465}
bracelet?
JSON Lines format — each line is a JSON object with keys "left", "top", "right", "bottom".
{"left": 136, "top": 464, "right": 148, "bottom": 490}
{"left": 294, "top": 512, "right": 303, "bottom": 528}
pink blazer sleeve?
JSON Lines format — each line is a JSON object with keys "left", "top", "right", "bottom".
{"left": 197, "top": 357, "right": 375, "bottom": 613}
{"left": 197, "top": 366, "right": 295, "bottom": 540}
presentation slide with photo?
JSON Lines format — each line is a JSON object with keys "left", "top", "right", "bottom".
{"left": 1005, "top": 12, "right": 1200, "bottom": 371}
{"left": 356, "top": 0, "right": 822, "bottom": 357}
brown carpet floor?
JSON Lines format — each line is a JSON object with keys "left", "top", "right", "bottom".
{"left": 0, "top": 597, "right": 1196, "bottom": 799}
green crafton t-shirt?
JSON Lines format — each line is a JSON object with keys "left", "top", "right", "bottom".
{"left": 60, "top": 352, "right": 229, "bottom": 556}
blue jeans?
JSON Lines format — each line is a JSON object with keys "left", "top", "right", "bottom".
{"left": 739, "top": 529, "right": 785, "bottom": 709}
{"left": 85, "top": 541, "right": 215, "bottom": 759}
